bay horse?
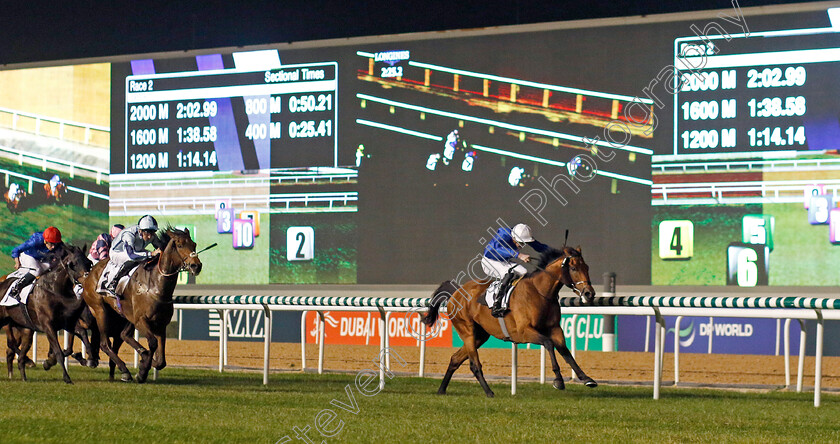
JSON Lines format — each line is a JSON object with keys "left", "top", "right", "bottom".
{"left": 423, "top": 246, "right": 598, "bottom": 397}
{"left": 0, "top": 244, "right": 92, "bottom": 383}
{"left": 82, "top": 227, "right": 201, "bottom": 383}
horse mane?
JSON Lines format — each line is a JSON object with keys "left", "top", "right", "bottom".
{"left": 144, "top": 225, "right": 189, "bottom": 270}
{"left": 524, "top": 247, "right": 578, "bottom": 278}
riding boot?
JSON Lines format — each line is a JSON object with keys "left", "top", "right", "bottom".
{"left": 105, "top": 262, "right": 133, "bottom": 298}
{"left": 491, "top": 271, "right": 515, "bottom": 317}
{"left": 7, "top": 272, "right": 35, "bottom": 303}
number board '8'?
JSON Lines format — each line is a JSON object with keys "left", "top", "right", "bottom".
{"left": 658, "top": 220, "right": 694, "bottom": 260}
{"left": 286, "top": 226, "right": 314, "bottom": 261}
{"left": 726, "top": 242, "right": 769, "bottom": 287}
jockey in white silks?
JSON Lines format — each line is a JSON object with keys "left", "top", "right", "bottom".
{"left": 103, "top": 215, "right": 161, "bottom": 298}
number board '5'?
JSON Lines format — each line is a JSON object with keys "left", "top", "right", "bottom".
{"left": 287, "top": 226, "right": 314, "bottom": 261}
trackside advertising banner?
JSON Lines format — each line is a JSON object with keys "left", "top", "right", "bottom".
{"left": 304, "top": 311, "right": 452, "bottom": 347}
{"left": 617, "top": 315, "right": 802, "bottom": 355}
{"left": 454, "top": 314, "right": 612, "bottom": 350}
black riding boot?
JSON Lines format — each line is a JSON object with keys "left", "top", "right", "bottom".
{"left": 491, "top": 271, "right": 515, "bottom": 317}
{"left": 7, "top": 272, "right": 35, "bottom": 302}
{"left": 105, "top": 262, "right": 134, "bottom": 298}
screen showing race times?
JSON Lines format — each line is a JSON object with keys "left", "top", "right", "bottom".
{"left": 124, "top": 62, "right": 338, "bottom": 173}
{"left": 673, "top": 29, "right": 840, "bottom": 155}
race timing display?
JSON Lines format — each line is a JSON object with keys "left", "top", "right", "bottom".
{"left": 124, "top": 62, "right": 338, "bottom": 173}
{"left": 674, "top": 29, "right": 840, "bottom": 155}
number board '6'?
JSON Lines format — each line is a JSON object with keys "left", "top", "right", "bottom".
{"left": 287, "top": 226, "right": 314, "bottom": 261}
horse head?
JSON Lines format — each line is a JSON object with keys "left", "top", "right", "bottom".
{"left": 542, "top": 246, "right": 595, "bottom": 305}
{"left": 46, "top": 244, "right": 92, "bottom": 284}
{"left": 159, "top": 227, "right": 202, "bottom": 276}
{"left": 60, "top": 244, "right": 93, "bottom": 284}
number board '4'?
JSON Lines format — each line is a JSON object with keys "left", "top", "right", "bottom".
{"left": 286, "top": 226, "right": 314, "bottom": 261}
{"left": 658, "top": 220, "right": 694, "bottom": 260}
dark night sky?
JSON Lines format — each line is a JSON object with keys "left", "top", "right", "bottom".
{"left": 0, "top": 0, "right": 821, "bottom": 65}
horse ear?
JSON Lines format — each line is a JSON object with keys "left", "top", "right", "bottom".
{"left": 576, "top": 245, "right": 582, "bottom": 253}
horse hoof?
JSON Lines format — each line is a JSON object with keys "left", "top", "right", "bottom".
{"left": 23, "top": 359, "right": 35, "bottom": 368}
{"left": 584, "top": 379, "right": 598, "bottom": 388}
{"left": 64, "top": 379, "right": 73, "bottom": 385}
{"left": 120, "top": 373, "right": 132, "bottom": 382}
{"left": 553, "top": 379, "right": 566, "bottom": 390}
{"left": 485, "top": 391, "right": 495, "bottom": 398}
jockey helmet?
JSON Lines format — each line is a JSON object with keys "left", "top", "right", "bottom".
{"left": 138, "top": 215, "right": 158, "bottom": 232}
{"left": 511, "top": 223, "right": 534, "bottom": 243}
{"left": 43, "top": 226, "right": 62, "bottom": 243}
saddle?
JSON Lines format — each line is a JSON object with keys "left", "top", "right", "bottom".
{"left": 480, "top": 276, "right": 522, "bottom": 312}
{"left": 0, "top": 270, "right": 35, "bottom": 306}
{"left": 96, "top": 262, "right": 142, "bottom": 297}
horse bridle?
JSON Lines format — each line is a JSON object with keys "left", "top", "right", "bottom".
{"left": 56, "top": 250, "right": 88, "bottom": 287}
{"left": 157, "top": 247, "right": 197, "bottom": 277}
{"left": 532, "top": 253, "right": 591, "bottom": 297}
{"left": 559, "top": 256, "right": 592, "bottom": 297}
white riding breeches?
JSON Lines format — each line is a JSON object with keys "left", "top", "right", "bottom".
{"left": 18, "top": 252, "right": 50, "bottom": 277}
{"left": 481, "top": 256, "right": 526, "bottom": 280}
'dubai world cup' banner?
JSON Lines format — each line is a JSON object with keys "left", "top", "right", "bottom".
{"left": 305, "top": 311, "right": 452, "bottom": 347}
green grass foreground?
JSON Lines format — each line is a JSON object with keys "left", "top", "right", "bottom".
{"left": 2, "top": 367, "right": 840, "bottom": 443}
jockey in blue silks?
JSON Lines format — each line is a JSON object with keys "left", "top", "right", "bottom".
{"left": 481, "top": 223, "right": 550, "bottom": 317}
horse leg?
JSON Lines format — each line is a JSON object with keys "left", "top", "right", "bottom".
{"left": 109, "top": 336, "right": 124, "bottom": 381}
{"left": 519, "top": 327, "right": 568, "bottom": 390}
{"left": 438, "top": 347, "right": 469, "bottom": 395}
{"left": 94, "top": 317, "right": 132, "bottom": 382}
{"left": 438, "top": 327, "right": 493, "bottom": 397}
{"left": 5, "top": 328, "right": 16, "bottom": 379}
{"left": 16, "top": 332, "right": 33, "bottom": 382}
{"left": 152, "top": 334, "right": 166, "bottom": 371}
{"left": 550, "top": 328, "right": 597, "bottom": 388}
{"left": 464, "top": 327, "right": 494, "bottom": 398}
{"left": 120, "top": 323, "right": 154, "bottom": 383}
{"left": 76, "top": 323, "right": 98, "bottom": 368}
{"left": 136, "top": 334, "right": 158, "bottom": 383}
{"left": 43, "top": 328, "right": 72, "bottom": 384}
{"left": 19, "top": 329, "right": 35, "bottom": 368}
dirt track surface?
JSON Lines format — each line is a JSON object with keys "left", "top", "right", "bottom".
{"left": 28, "top": 338, "right": 840, "bottom": 389}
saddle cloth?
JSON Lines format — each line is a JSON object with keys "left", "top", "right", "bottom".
{"left": 0, "top": 269, "right": 36, "bottom": 306}
{"left": 482, "top": 277, "right": 521, "bottom": 311}
{"left": 96, "top": 261, "right": 141, "bottom": 297}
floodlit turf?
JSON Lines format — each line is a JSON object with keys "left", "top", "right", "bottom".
{"left": 2, "top": 366, "right": 840, "bottom": 443}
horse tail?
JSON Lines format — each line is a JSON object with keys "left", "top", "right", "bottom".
{"left": 423, "top": 280, "right": 459, "bottom": 327}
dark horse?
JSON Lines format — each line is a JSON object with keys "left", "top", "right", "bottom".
{"left": 0, "top": 244, "right": 92, "bottom": 383}
{"left": 423, "top": 246, "right": 598, "bottom": 397}
{"left": 82, "top": 227, "right": 201, "bottom": 383}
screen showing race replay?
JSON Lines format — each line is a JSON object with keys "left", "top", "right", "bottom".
{"left": 653, "top": 19, "right": 840, "bottom": 287}
{"left": 124, "top": 62, "right": 338, "bottom": 173}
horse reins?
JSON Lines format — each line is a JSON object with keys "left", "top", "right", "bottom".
{"left": 157, "top": 242, "right": 217, "bottom": 277}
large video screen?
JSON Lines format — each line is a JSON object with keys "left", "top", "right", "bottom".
{"left": 3, "top": 4, "right": 838, "bottom": 287}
